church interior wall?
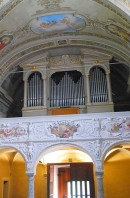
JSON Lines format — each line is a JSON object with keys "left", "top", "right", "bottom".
{"left": 104, "top": 149, "right": 130, "bottom": 198}
{"left": 0, "top": 145, "right": 130, "bottom": 198}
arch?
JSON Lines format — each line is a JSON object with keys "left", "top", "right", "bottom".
{"left": 24, "top": 70, "right": 43, "bottom": 82}
{"left": 107, "top": 0, "right": 130, "bottom": 16}
{"left": 103, "top": 141, "right": 130, "bottom": 198}
{"left": 0, "top": 145, "right": 27, "bottom": 165}
{"left": 0, "top": 145, "right": 28, "bottom": 198}
{"left": 1, "top": 36, "right": 130, "bottom": 86}
{"left": 88, "top": 64, "right": 110, "bottom": 75}
{"left": 33, "top": 143, "right": 97, "bottom": 174}
{"left": 89, "top": 66, "right": 108, "bottom": 103}
{"left": 27, "top": 71, "right": 43, "bottom": 107}
{"left": 101, "top": 140, "right": 130, "bottom": 167}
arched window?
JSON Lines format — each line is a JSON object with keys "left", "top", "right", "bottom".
{"left": 27, "top": 72, "right": 43, "bottom": 107}
{"left": 50, "top": 70, "right": 85, "bottom": 107}
{"left": 89, "top": 66, "right": 108, "bottom": 103}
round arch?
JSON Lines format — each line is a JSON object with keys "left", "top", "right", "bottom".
{"left": 101, "top": 140, "right": 130, "bottom": 167}
{"left": 1, "top": 36, "right": 130, "bottom": 86}
{"left": 33, "top": 143, "right": 97, "bottom": 174}
{"left": 0, "top": 145, "right": 27, "bottom": 166}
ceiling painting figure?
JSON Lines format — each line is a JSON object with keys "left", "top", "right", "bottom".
{"left": 106, "top": 24, "right": 130, "bottom": 42}
{"left": 0, "top": 35, "right": 13, "bottom": 50}
{"left": 30, "top": 13, "right": 86, "bottom": 34}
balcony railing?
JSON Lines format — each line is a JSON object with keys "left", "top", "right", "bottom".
{"left": 0, "top": 112, "right": 130, "bottom": 142}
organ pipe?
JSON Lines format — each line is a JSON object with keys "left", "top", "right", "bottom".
{"left": 50, "top": 71, "right": 85, "bottom": 107}
{"left": 90, "top": 67, "right": 108, "bottom": 103}
{"left": 27, "top": 72, "right": 43, "bottom": 107}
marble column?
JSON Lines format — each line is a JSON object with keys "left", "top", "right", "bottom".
{"left": 96, "top": 171, "right": 104, "bottom": 198}
{"left": 27, "top": 172, "right": 34, "bottom": 198}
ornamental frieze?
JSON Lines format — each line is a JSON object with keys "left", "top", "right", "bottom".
{"left": 49, "top": 55, "right": 82, "bottom": 67}
{"left": 101, "top": 117, "right": 130, "bottom": 137}
{"left": 48, "top": 121, "right": 80, "bottom": 138}
{"left": 0, "top": 123, "right": 28, "bottom": 140}
{"left": 1, "top": 113, "right": 130, "bottom": 142}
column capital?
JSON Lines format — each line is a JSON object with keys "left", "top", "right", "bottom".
{"left": 96, "top": 170, "right": 104, "bottom": 176}
{"left": 85, "top": 72, "right": 89, "bottom": 76}
{"left": 26, "top": 172, "right": 34, "bottom": 177}
{"left": 106, "top": 71, "right": 110, "bottom": 75}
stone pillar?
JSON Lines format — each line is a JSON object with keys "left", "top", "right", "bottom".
{"left": 106, "top": 72, "right": 112, "bottom": 102}
{"left": 27, "top": 172, "right": 34, "bottom": 198}
{"left": 24, "top": 79, "right": 27, "bottom": 108}
{"left": 96, "top": 171, "right": 104, "bottom": 198}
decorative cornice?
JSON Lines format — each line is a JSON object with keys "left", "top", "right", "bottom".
{"left": 0, "top": 30, "right": 129, "bottom": 60}
{"left": 93, "top": 0, "right": 130, "bottom": 23}
{"left": 49, "top": 54, "right": 82, "bottom": 67}
{"left": 0, "top": 0, "right": 23, "bottom": 21}
{"left": 0, "top": 37, "right": 130, "bottom": 84}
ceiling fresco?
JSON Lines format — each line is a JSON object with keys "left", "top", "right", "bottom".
{"left": 0, "top": 0, "right": 130, "bottom": 117}
{"left": 30, "top": 13, "right": 86, "bottom": 34}
{"left": 0, "top": 0, "right": 130, "bottom": 78}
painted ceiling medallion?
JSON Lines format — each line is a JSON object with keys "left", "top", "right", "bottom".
{"left": 30, "top": 13, "right": 86, "bottom": 34}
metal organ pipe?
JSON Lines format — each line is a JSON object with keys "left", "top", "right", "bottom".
{"left": 27, "top": 72, "right": 43, "bottom": 107}
{"left": 90, "top": 67, "right": 108, "bottom": 103}
{"left": 50, "top": 71, "right": 85, "bottom": 107}
{"left": 36, "top": 74, "right": 38, "bottom": 106}
{"left": 30, "top": 78, "right": 32, "bottom": 106}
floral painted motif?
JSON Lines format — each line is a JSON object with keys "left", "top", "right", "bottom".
{"left": 49, "top": 121, "right": 80, "bottom": 138}
{"left": 105, "top": 119, "right": 130, "bottom": 133}
{"left": 0, "top": 126, "right": 26, "bottom": 138}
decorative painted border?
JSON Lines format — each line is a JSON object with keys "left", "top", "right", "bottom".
{"left": 0, "top": 0, "right": 130, "bottom": 24}
{"left": 0, "top": 0, "right": 23, "bottom": 21}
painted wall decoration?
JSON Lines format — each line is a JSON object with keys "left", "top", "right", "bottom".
{"left": 0, "top": 126, "right": 26, "bottom": 138}
{"left": 0, "top": 35, "right": 13, "bottom": 50}
{"left": 102, "top": 118, "right": 130, "bottom": 135}
{"left": 49, "top": 121, "right": 80, "bottom": 138}
{"left": 30, "top": 13, "right": 86, "bottom": 34}
{"left": 106, "top": 24, "right": 130, "bottom": 42}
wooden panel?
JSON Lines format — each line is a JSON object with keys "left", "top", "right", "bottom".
{"left": 70, "top": 163, "right": 93, "bottom": 181}
{"left": 51, "top": 108, "right": 79, "bottom": 115}
{"left": 58, "top": 167, "right": 70, "bottom": 198}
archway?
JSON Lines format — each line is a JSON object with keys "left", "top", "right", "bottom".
{"left": 0, "top": 147, "right": 27, "bottom": 198}
{"left": 35, "top": 146, "right": 96, "bottom": 198}
{"left": 104, "top": 143, "right": 130, "bottom": 198}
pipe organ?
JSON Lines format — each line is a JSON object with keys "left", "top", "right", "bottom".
{"left": 22, "top": 52, "right": 113, "bottom": 116}
{"left": 50, "top": 71, "right": 85, "bottom": 107}
{"left": 90, "top": 67, "right": 108, "bottom": 103}
{"left": 27, "top": 72, "right": 43, "bottom": 107}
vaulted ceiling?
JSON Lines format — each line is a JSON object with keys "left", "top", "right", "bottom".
{"left": 0, "top": 0, "right": 130, "bottom": 116}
